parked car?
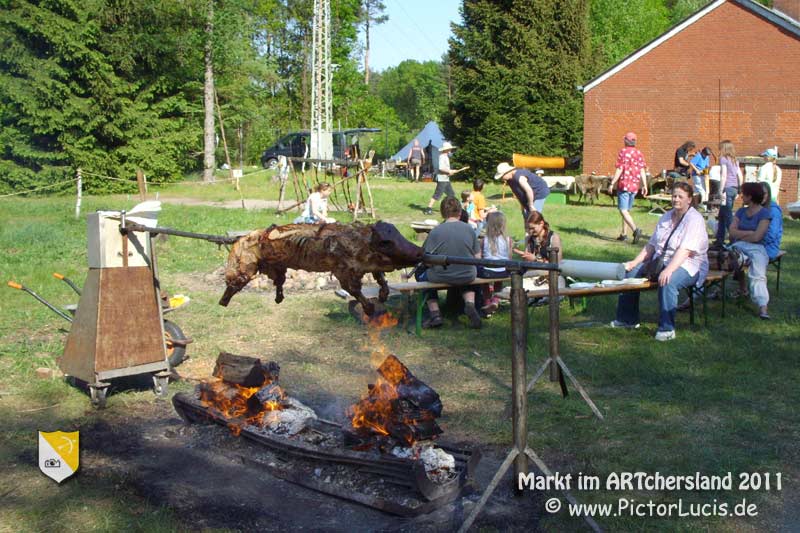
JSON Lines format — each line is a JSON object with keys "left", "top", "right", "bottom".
{"left": 260, "top": 128, "right": 380, "bottom": 169}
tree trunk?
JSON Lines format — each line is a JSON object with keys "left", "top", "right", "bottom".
{"left": 203, "top": 0, "right": 216, "bottom": 182}
{"left": 364, "top": 17, "right": 370, "bottom": 85}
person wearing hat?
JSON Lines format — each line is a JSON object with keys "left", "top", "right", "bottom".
{"left": 493, "top": 162, "right": 550, "bottom": 224}
{"left": 424, "top": 141, "right": 463, "bottom": 215}
{"left": 757, "top": 147, "right": 782, "bottom": 204}
{"left": 608, "top": 132, "right": 648, "bottom": 243}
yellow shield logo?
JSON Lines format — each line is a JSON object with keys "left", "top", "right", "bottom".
{"left": 39, "top": 431, "right": 79, "bottom": 483}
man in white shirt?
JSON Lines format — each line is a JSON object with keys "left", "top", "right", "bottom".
{"left": 424, "top": 141, "right": 461, "bottom": 215}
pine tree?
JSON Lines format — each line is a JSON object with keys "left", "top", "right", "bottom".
{"left": 445, "top": 0, "right": 594, "bottom": 178}
{"left": 0, "top": 0, "right": 202, "bottom": 194}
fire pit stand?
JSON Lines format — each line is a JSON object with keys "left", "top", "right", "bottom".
{"left": 172, "top": 392, "right": 480, "bottom": 516}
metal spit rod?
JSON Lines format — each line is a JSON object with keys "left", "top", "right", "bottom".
{"left": 123, "top": 221, "right": 240, "bottom": 245}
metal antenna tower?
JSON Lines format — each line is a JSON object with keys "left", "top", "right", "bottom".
{"left": 310, "top": 0, "right": 333, "bottom": 160}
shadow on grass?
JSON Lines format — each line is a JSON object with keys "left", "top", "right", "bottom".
{"left": 406, "top": 202, "right": 433, "bottom": 215}
{"left": 558, "top": 225, "right": 628, "bottom": 243}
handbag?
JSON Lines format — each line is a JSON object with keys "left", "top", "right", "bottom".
{"left": 640, "top": 211, "right": 687, "bottom": 281}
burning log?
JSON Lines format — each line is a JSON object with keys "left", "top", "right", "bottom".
{"left": 347, "top": 355, "right": 443, "bottom": 449}
{"left": 212, "top": 352, "right": 280, "bottom": 387}
{"left": 377, "top": 355, "right": 442, "bottom": 417}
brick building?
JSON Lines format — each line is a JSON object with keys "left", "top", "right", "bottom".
{"left": 582, "top": 0, "right": 800, "bottom": 208}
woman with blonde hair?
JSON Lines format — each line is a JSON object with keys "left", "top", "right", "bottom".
{"left": 478, "top": 211, "right": 513, "bottom": 314}
{"left": 757, "top": 147, "right": 782, "bottom": 204}
{"left": 715, "top": 140, "right": 743, "bottom": 245}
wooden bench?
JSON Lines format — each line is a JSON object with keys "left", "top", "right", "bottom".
{"left": 343, "top": 272, "right": 545, "bottom": 335}
{"left": 523, "top": 270, "right": 731, "bottom": 327}
{"left": 769, "top": 250, "right": 787, "bottom": 295}
{"left": 344, "top": 270, "right": 729, "bottom": 334}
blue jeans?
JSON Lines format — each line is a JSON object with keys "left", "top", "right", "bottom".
{"left": 715, "top": 186, "right": 738, "bottom": 243}
{"left": 521, "top": 198, "right": 546, "bottom": 224}
{"left": 616, "top": 264, "right": 699, "bottom": 332}
{"left": 617, "top": 191, "right": 635, "bottom": 211}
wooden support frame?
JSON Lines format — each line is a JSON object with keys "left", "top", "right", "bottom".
{"left": 417, "top": 254, "right": 602, "bottom": 532}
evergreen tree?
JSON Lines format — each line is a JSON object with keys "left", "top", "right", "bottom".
{"left": 0, "top": 0, "right": 202, "bottom": 194}
{"left": 446, "top": 0, "right": 594, "bottom": 179}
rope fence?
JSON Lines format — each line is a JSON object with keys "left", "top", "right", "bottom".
{"left": 0, "top": 176, "right": 81, "bottom": 198}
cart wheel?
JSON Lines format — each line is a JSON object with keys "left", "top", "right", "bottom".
{"left": 163, "top": 320, "right": 187, "bottom": 367}
{"left": 90, "top": 386, "right": 108, "bottom": 409}
{"left": 153, "top": 375, "right": 169, "bottom": 399}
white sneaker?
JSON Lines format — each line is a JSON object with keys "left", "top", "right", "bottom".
{"left": 609, "top": 320, "right": 640, "bottom": 329}
{"left": 654, "top": 330, "right": 676, "bottom": 341}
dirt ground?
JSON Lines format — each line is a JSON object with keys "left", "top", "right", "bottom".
{"left": 73, "top": 392, "right": 544, "bottom": 532}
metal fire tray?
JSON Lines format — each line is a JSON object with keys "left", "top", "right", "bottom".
{"left": 172, "top": 392, "right": 480, "bottom": 515}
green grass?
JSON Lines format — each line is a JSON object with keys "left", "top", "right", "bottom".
{"left": 1, "top": 179, "right": 798, "bottom": 531}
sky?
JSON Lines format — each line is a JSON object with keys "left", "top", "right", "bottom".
{"left": 361, "top": 0, "right": 462, "bottom": 72}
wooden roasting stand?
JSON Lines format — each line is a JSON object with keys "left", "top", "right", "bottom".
{"left": 420, "top": 252, "right": 602, "bottom": 533}
{"left": 60, "top": 211, "right": 172, "bottom": 408}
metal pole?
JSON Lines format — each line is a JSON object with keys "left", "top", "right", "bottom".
{"left": 510, "top": 270, "right": 528, "bottom": 484}
{"left": 548, "top": 247, "right": 560, "bottom": 382}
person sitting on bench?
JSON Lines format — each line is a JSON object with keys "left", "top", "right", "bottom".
{"left": 611, "top": 182, "right": 709, "bottom": 341}
{"left": 418, "top": 197, "right": 482, "bottom": 329}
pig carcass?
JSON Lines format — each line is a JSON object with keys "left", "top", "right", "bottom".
{"left": 219, "top": 221, "right": 423, "bottom": 316}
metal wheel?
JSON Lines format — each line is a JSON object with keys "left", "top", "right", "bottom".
{"left": 90, "top": 385, "right": 108, "bottom": 409}
{"left": 153, "top": 375, "right": 169, "bottom": 399}
{"left": 163, "top": 320, "right": 188, "bottom": 367}
{"left": 262, "top": 157, "right": 278, "bottom": 170}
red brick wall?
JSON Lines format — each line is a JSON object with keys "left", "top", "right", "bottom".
{"left": 773, "top": 0, "right": 800, "bottom": 22}
{"left": 583, "top": 1, "right": 800, "bottom": 208}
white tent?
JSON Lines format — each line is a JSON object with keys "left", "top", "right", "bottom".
{"left": 392, "top": 121, "right": 447, "bottom": 172}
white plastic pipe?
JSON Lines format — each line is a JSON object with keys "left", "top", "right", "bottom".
{"left": 560, "top": 259, "right": 625, "bottom": 281}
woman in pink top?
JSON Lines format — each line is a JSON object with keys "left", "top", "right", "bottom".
{"left": 611, "top": 182, "right": 709, "bottom": 341}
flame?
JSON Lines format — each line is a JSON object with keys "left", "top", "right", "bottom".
{"left": 348, "top": 355, "right": 430, "bottom": 447}
{"left": 364, "top": 311, "right": 398, "bottom": 370}
{"left": 199, "top": 377, "right": 286, "bottom": 432}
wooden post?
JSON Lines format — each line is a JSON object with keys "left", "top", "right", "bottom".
{"left": 510, "top": 270, "right": 528, "bottom": 484}
{"left": 214, "top": 89, "right": 236, "bottom": 189}
{"left": 352, "top": 166, "right": 363, "bottom": 221}
{"left": 136, "top": 169, "right": 146, "bottom": 201}
{"left": 75, "top": 168, "right": 82, "bottom": 219}
{"left": 548, "top": 247, "right": 561, "bottom": 382}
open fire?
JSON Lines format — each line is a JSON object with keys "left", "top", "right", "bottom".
{"left": 180, "top": 313, "right": 461, "bottom": 490}
{"left": 173, "top": 346, "right": 478, "bottom": 510}
{"left": 346, "top": 354, "right": 443, "bottom": 449}
{"left": 198, "top": 352, "right": 316, "bottom": 436}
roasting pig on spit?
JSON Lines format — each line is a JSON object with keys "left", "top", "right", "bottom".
{"left": 219, "top": 222, "right": 423, "bottom": 316}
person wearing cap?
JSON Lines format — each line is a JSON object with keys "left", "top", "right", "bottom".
{"left": 757, "top": 147, "right": 782, "bottom": 204}
{"left": 493, "top": 162, "right": 550, "bottom": 224}
{"left": 424, "top": 141, "right": 462, "bottom": 215}
{"left": 689, "top": 147, "right": 713, "bottom": 207}
{"left": 608, "top": 132, "right": 648, "bottom": 243}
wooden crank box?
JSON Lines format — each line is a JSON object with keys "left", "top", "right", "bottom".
{"left": 61, "top": 211, "right": 169, "bottom": 387}
{"left": 60, "top": 266, "right": 169, "bottom": 384}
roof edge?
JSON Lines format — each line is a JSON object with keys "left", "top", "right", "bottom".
{"left": 583, "top": 0, "right": 800, "bottom": 94}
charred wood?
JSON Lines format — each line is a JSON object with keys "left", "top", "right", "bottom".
{"left": 212, "top": 352, "right": 280, "bottom": 387}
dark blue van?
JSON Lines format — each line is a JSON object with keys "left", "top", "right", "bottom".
{"left": 260, "top": 128, "right": 380, "bottom": 168}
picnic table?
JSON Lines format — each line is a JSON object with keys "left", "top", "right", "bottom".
{"left": 645, "top": 194, "right": 672, "bottom": 215}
